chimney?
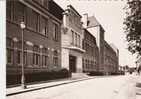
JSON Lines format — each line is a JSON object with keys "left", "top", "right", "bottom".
{"left": 82, "top": 13, "right": 88, "bottom": 28}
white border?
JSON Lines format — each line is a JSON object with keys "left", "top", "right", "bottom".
{"left": 0, "top": 0, "right": 6, "bottom": 99}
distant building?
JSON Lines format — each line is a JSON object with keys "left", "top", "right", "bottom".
{"left": 82, "top": 13, "right": 119, "bottom": 74}
{"left": 6, "top": 0, "right": 63, "bottom": 83}
{"left": 82, "top": 28, "right": 99, "bottom": 73}
{"left": 82, "top": 14, "right": 105, "bottom": 73}
{"left": 110, "top": 43, "right": 119, "bottom": 73}
{"left": 104, "top": 41, "right": 119, "bottom": 74}
{"left": 61, "top": 5, "right": 85, "bottom": 73}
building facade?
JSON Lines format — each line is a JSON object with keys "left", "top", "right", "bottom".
{"left": 82, "top": 13, "right": 119, "bottom": 74}
{"left": 82, "top": 28, "right": 99, "bottom": 73}
{"left": 82, "top": 14, "right": 105, "bottom": 73}
{"left": 61, "top": 5, "right": 85, "bottom": 73}
{"left": 6, "top": 0, "right": 63, "bottom": 77}
{"left": 103, "top": 41, "right": 119, "bottom": 75}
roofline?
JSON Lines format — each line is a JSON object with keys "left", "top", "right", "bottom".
{"left": 67, "top": 5, "right": 82, "bottom": 18}
{"left": 52, "top": 0, "right": 64, "bottom": 12}
{"left": 104, "top": 40, "right": 116, "bottom": 53}
{"left": 83, "top": 28, "right": 96, "bottom": 40}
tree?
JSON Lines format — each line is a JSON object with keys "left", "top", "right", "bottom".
{"left": 124, "top": 0, "right": 141, "bottom": 55}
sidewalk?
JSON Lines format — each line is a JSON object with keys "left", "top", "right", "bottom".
{"left": 6, "top": 73, "right": 93, "bottom": 96}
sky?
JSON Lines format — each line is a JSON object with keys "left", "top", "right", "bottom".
{"left": 54, "top": 0, "right": 137, "bottom": 67}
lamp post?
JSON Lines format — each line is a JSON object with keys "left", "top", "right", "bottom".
{"left": 20, "top": 22, "right": 26, "bottom": 89}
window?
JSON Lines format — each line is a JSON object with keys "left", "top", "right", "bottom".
{"left": 13, "top": 1, "right": 25, "bottom": 24}
{"left": 53, "top": 50, "right": 58, "bottom": 66}
{"left": 6, "top": 0, "right": 13, "bottom": 20}
{"left": 82, "top": 58, "right": 85, "bottom": 70}
{"left": 85, "top": 59, "right": 88, "bottom": 69}
{"left": 6, "top": 38, "right": 14, "bottom": 64}
{"left": 42, "top": 48, "right": 48, "bottom": 54}
{"left": 33, "top": 45, "right": 40, "bottom": 65}
{"left": 42, "top": 48, "right": 48, "bottom": 67}
{"left": 16, "top": 41, "right": 27, "bottom": 65}
{"left": 26, "top": 8, "right": 38, "bottom": 31}
{"left": 40, "top": 16, "right": 48, "bottom": 36}
{"left": 17, "top": 50, "right": 22, "bottom": 64}
{"left": 78, "top": 35, "right": 80, "bottom": 47}
{"left": 7, "top": 49, "right": 13, "bottom": 64}
{"left": 75, "top": 32, "right": 77, "bottom": 46}
{"left": 71, "top": 30, "right": 74, "bottom": 45}
{"left": 7, "top": 38, "right": 14, "bottom": 47}
{"left": 42, "top": 55, "right": 48, "bottom": 66}
{"left": 53, "top": 23, "right": 58, "bottom": 41}
{"left": 24, "top": 51, "right": 27, "bottom": 65}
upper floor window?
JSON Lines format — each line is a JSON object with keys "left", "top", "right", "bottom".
{"left": 71, "top": 30, "right": 81, "bottom": 47}
{"left": 75, "top": 32, "right": 77, "bottom": 46}
{"left": 78, "top": 35, "right": 80, "bottom": 47}
{"left": 71, "top": 30, "right": 74, "bottom": 45}
{"left": 40, "top": 16, "right": 48, "bottom": 36}
{"left": 26, "top": 8, "right": 39, "bottom": 31}
{"left": 13, "top": 1, "right": 25, "bottom": 24}
{"left": 6, "top": 0, "right": 13, "bottom": 20}
{"left": 53, "top": 23, "right": 58, "bottom": 41}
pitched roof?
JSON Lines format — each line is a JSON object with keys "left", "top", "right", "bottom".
{"left": 87, "top": 15, "right": 105, "bottom": 32}
{"left": 67, "top": 5, "right": 82, "bottom": 17}
{"left": 87, "top": 16, "right": 100, "bottom": 27}
{"left": 49, "top": 0, "right": 64, "bottom": 20}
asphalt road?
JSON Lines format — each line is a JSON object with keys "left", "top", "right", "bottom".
{"left": 7, "top": 75, "right": 137, "bottom": 99}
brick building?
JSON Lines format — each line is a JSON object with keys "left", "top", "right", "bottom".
{"left": 82, "top": 13, "right": 119, "bottom": 74}
{"left": 103, "top": 41, "right": 119, "bottom": 75}
{"left": 82, "top": 28, "right": 99, "bottom": 73}
{"left": 61, "top": 5, "right": 85, "bottom": 73}
{"left": 6, "top": 0, "right": 63, "bottom": 83}
{"left": 82, "top": 14, "right": 105, "bottom": 73}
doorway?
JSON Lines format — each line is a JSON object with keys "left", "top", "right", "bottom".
{"left": 69, "top": 55, "right": 76, "bottom": 73}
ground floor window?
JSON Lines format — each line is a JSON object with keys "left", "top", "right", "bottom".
{"left": 24, "top": 51, "right": 27, "bottom": 65}
{"left": 42, "top": 55, "right": 48, "bottom": 67}
{"left": 33, "top": 53, "right": 40, "bottom": 65}
{"left": 53, "top": 57, "right": 58, "bottom": 66}
{"left": 7, "top": 48, "right": 14, "bottom": 64}
{"left": 17, "top": 50, "right": 22, "bottom": 65}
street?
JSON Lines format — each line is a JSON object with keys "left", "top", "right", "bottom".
{"left": 7, "top": 75, "right": 137, "bottom": 99}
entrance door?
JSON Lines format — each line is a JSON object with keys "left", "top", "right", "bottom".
{"left": 69, "top": 55, "right": 76, "bottom": 73}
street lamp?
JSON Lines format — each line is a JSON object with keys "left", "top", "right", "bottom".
{"left": 20, "top": 22, "right": 26, "bottom": 89}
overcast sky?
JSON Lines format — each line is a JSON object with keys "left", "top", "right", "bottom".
{"left": 54, "top": 0, "right": 137, "bottom": 67}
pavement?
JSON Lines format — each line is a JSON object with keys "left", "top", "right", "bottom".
{"left": 6, "top": 75, "right": 135, "bottom": 99}
{"left": 7, "top": 73, "right": 141, "bottom": 99}
{"left": 6, "top": 73, "right": 94, "bottom": 96}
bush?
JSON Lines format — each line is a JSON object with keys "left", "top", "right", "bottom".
{"left": 7, "top": 68, "right": 70, "bottom": 86}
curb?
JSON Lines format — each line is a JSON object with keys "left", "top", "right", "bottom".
{"left": 7, "top": 77, "right": 94, "bottom": 96}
